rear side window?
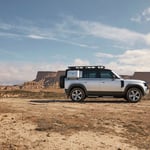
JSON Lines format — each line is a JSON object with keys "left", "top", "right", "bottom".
{"left": 83, "top": 70, "right": 99, "bottom": 78}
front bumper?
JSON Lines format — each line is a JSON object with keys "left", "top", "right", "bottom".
{"left": 144, "top": 88, "right": 149, "bottom": 95}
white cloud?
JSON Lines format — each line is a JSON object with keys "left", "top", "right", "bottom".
{"left": 131, "top": 7, "right": 150, "bottom": 23}
{"left": 146, "top": 33, "right": 150, "bottom": 45}
{"left": 95, "top": 52, "right": 114, "bottom": 58}
{"left": 28, "top": 34, "right": 46, "bottom": 39}
{"left": 0, "top": 49, "right": 25, "bottom": 59}
{"left": 130, "top": 16, "right": 141, "bottom": 23}
{"left": 0, "top": 20, "right": 99, "bottom": 49}
{"left": 73, "top": 58, "right": 90, "bottom": 66}
{"left": 142, "top": 7, "right": 150, "bottom": 21}
{"left": 95, "top": 49, "right": 150, "bottom": 75}
{"left": 0, "top": 32, "right": 19, "bottom": 38}
{"left": 1, "top": 17, "right": 150, "bottom": 48}
{"left": 117, "top": 49, "right": 150, "bottom": 65}
{"left": 0, "top": 62, "right": 66, "bottom": 85}
{"left": 65, "top": 17, "right": 150, "bottom": 46}
{"left": 0, "top": 22, "right": 14, "bottom": 30}
{"left": 77, "top": 21, "right": 144, "bottom": 44}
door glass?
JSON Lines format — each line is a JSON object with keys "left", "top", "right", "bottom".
{"left": 83, "top": 70, "right": 98, "bottom": 78}
{"left": 100, "top": 71, "right": 113, "bottom": 78}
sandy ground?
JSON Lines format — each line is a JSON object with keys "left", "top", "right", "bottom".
{"left": 0, "top": 98, "right": 150, "bottom": 150}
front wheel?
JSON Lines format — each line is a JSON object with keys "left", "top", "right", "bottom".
{"left": 126, "top": 87, "right": 142, "bottom": 103}
{"left": 70, "top": 88, "right": 85, "bottom": 102}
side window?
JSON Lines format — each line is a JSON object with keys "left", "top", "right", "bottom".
{"left": 83, "top": 70, "right": 98, "bottom": 78}
{"left": 100, "top": 70, "right": 113, "bottom": 78}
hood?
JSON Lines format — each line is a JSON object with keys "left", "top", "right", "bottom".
{"left": 124, "top": 79, "right": 145, "bottom": 84}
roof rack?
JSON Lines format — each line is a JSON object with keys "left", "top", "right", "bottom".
{"left": 68, "top": 66, "right": 105, "bottom": 69}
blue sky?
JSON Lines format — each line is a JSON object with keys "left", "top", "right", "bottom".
{"left": 0, "top": 0, "right": 150, "bottom": 84}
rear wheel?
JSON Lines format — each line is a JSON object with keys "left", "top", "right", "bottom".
{"left": 126, "top": 87, "right": 142, "bottom": 103}
{"left": 70, "top": 88, "right": 85, "bottom": 102}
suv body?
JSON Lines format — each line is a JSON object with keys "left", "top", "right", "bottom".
{"left": 60, "top": 66, "right": 149, "bottom": 103}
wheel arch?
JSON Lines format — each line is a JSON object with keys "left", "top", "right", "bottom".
{"left": 125, "top": 84, "right": 144, "bottom": 96}
{"left": 68, "top": 84, "right": 87, "bottom": 96}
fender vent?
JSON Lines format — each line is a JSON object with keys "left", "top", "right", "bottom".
{"left": 121, "top": 80, "right": 124, "bottom": 88}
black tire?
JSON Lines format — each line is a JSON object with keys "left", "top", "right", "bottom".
{"left": 59, "top": 76, "right": 65, "bottom": 88}
{"left": 70, "top": 88, "right": 85, "bottom": 102}
{"left": 126, "top": 87, "right": 142, "bottom": 103}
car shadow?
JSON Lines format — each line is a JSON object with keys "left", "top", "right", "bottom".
{"left": 30, "top": 99, "right": 128, "bottom": 104}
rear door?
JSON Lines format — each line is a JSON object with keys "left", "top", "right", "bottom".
{"left": 82, "top": 69, "right": 100, "bottom": 91}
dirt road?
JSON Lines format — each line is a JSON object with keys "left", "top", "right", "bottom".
{"left": 0, "top": 98, "right": 150, "bottom": 150}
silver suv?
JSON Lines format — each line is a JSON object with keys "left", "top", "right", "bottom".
{"left": 60, "top": 66, "right": 149, "bottom": 103}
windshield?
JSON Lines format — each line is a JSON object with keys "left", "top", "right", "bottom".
{"left": 112, "top": 71, "right": 122, "bottom": 79}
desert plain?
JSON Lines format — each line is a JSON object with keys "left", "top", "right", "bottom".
{"left": 0, "top": 89, "right": 150, "bottom": 150}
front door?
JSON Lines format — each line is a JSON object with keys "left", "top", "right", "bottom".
{"left": 99, "top": 70, "right": 123, "bottom": 92}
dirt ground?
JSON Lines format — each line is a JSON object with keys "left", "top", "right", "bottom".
{"left": 0, "top": 97, "right": 150, "bottom": 150}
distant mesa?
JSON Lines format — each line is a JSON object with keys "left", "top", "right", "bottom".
{"left": 0, "top": 70, "right": 65, "bottom": 91}
{"left": 120, "top": 72, "right": 150, "bottom": 84}
{"left": 132, "top": 72, "right": 150, "bottom": 84}
{"left": 35, "top": 71, "right": 57, "bottom": 82}
{"left": 21, "top": 70, "right": 65, "bottom": 90}
{"left": 34, "top": 71, "right": 65, "bottom": 87}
